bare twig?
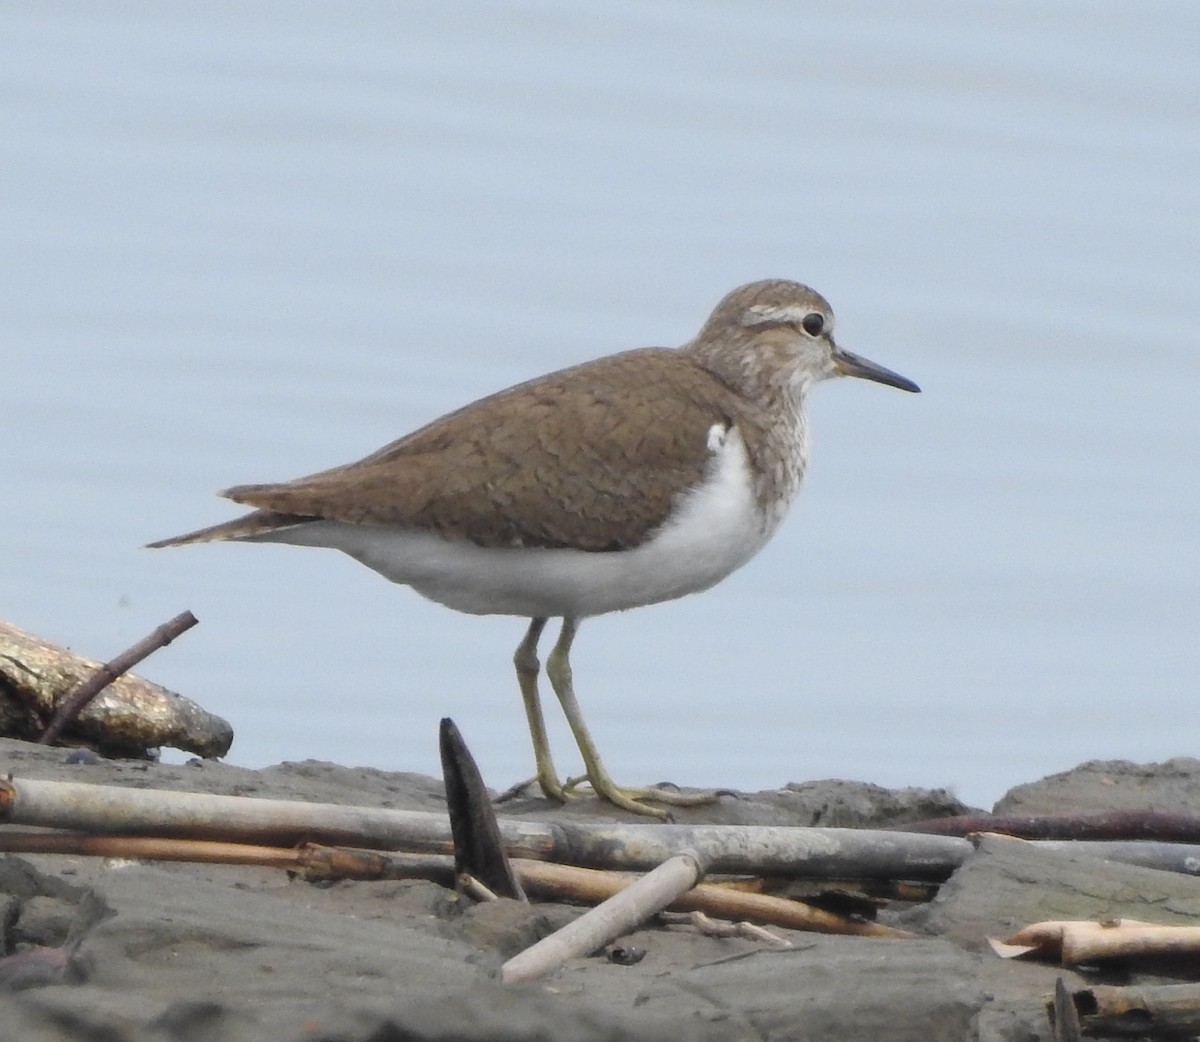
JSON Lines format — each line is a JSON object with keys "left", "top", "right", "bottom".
{"left": 0, "top": 829, "right": 302, "bottom": 870}
{"left": 1063, "top": 922, "right": 1200, "bottom": 965}
{"left": 661, "top": 910, "right": 792, "bottom": 948}
{"left": 0, "top": 776, "right": 974, "bottom": 879}
{"left": 990, "top": 918, "right": 1200, "bottom": 965}
{"left": 39, "top": 611, "right": 199, "bottom": 746}
{"left": 0, "top": 830, "right": 456, "bottom": 885}
{"left": 459, "top": 874, "right": 500, "bottom": 902}
{"left": 1060, "top": 982, "right": 1200, "bottom": 1037}
{"left": 0, "top": 825, "right": 909, "bottom": 938}
{"left": 1024, "top": 838, "right": 1200, "bottom": 875}
{"left": 512, "top": 858, "right": 910, "bottom": 938}
{"left": 501, "top": 850, "right": 708, "bottom": 984}
{"left": 900, "top": 809, "right": 1200, "bottom": 843}
{"left": 11, "top": 777, "right": 1200, "bottom": 882}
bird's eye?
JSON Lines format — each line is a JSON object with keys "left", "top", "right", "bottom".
{"left": 801, "top": 312, "right": 824, "bottom": 336}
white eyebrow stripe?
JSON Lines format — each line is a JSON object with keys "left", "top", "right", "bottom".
{"left": 740, "top": 303, "right": 822, "bottom": 327}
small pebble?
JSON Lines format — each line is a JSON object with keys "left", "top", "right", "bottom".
{"left": 604, "top": 944, "right": 646, "bottom": 966}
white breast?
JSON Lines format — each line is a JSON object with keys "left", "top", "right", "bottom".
{"left": 255, "top": 426, "right": 787, "bottom": 619}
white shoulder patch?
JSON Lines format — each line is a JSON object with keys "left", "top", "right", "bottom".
{"left": 706, "top": 422, "right": 731, "bottom": 452}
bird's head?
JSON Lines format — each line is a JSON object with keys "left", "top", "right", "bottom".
{"left": 690, "top": 279, "right": 921, "bottom": 399}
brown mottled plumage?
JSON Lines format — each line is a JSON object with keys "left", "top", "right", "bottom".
{"left": 219, "top": 350, "right": 745, "bottom": 552}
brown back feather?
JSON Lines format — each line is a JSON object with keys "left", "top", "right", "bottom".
{"left": 222, "top": 348, "right": 747, "bottom": 551}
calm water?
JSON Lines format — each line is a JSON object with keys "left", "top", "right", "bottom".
{"left": 4, "top": 3, "right": 1198, "bottom": 809}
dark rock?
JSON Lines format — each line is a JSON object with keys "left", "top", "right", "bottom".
{"left": 457, "top": 898, "right": 571, "bottom": 959}
{"left": 913, "top": 833, "right": 1200, "bottom": 949}
{"left": 6, "top": 737, "right": 1200, "bottom": 1040}
{"left": 995, "top": 757, "right": 1200, "bottom": 816}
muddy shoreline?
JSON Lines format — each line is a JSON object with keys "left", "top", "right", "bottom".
{"left": 3, "top": 737, "right": 1199, "bottom": 1041}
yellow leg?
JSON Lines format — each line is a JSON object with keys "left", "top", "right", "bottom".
{"left": 513, "top": 617, "right": 568, "bottom": 801}
{"left": 545, "top": 617, "right": 718, "bottom": 819}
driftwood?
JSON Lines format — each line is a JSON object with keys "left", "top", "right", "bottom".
{"left": 1054, "top": 982, "right": 1200, "bottom": 1038}
{"left": 458, "top": 874, "right": 500, "bottom": 901}
{"left": 511, "top": 858, "right": 910, "bottom": 938}
{"left": 1063, "top": 922, "right": 1200, "bottom": 965}
{"left": 0, "top": 830, "right": 456, "bottom": 884}
{"left": 661, "top": 910, "right": 792, "bottom": 948}
{"left": 0, "top": 775, "right": 973, "bottom": 879}
{"left": 0, "top": 828, "right": 909, "bottom": 937}
{"left": 501, "top": 851, "right": 708, "bottom": 984}
{"left": 1030, "top": 838, "right": 1200, "bottom": 875}
{"left": 745, "top": 877, "right": 941, "bottom": 908}
{"left": 504, "top": 849, "right": 901, "bottom": 983}
{"left": 10, "top": 776, "right": 1200, "bottom": 880}
{"left": 992, "top": 918, "right": 1200, "bottom": 966}
{"left": 0, "top": 775, "right": 452, "bottom": 849}
{"left": 904, "top": 809, "right": 1200, "bottom": 843}
{"left": 39, "top": 611, "right": 199, "bottom": 745}
{"left": 0, "top": 619, "right": 229, "bottom": 757}
{"left": 1051, "top": 977, "right": 1082, "bottom": 1042}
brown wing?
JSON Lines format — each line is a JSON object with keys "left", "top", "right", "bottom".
{"left": 221, "top": 348, "right": 740, "bottom": 551}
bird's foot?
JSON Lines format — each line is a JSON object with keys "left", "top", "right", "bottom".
{"left": 562, "top": 774, "right": 724, "bottom": 819}
{"left": 493, "top": 771, "right": 574, "bottom": 805}
{"left": 494, "top": 776, "right": 557, "bottom": 804}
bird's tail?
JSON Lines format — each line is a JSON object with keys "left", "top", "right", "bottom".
{"left": 146, "top": 510, "right": 313, "bottom": 548}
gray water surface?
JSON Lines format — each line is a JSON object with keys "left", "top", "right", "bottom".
{"left": 4, "top": 3, "right": 1198, "bottom": 808}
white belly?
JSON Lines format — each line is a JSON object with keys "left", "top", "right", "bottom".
{"left": 252, "top": 428, "right": 785, "bottom": 618}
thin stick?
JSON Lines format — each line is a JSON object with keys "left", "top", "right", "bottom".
{"left": 13, "top": 777, "right": 1200, "bottom": 881}
{"left": 0, "top": 828, "right": 908, "bottom": 937}
{"left": 990, "top": 918, "right": 1200, "bottom": 965}
{"left": 0, "top": 776, "right": 973, "bottom": 879}
{"left": 1066, "top": 982, "right": 1200, "bottom": 1037}
{"left": 661, "top": 910, "right": 793, "bottom": 948}
{"left": 0, "top": 830, "right": 456, "bottom": 884}
{"left": 39, "top": 611, "right": 199, "bottom": 745}
{"left": 459, "top": 874, "right": 500, "bottom": 902}
{"left": 901, "top": 810, "right": 1200, "bottom": 843}
{"left": 511, "top": 858, "right": 910, "bottom": 938}
{"left": 1063, "top": 922, "right": 1200, "bottom": 965}
{"left": 0, "top": 830, "right": 301, "bottom": 870}
{"left": 501, "top": 850, "right": 708, "bottom": 984}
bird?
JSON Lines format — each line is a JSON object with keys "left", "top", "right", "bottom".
{"left": 148, "top": 279, "right": 920, "bottom": 818}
